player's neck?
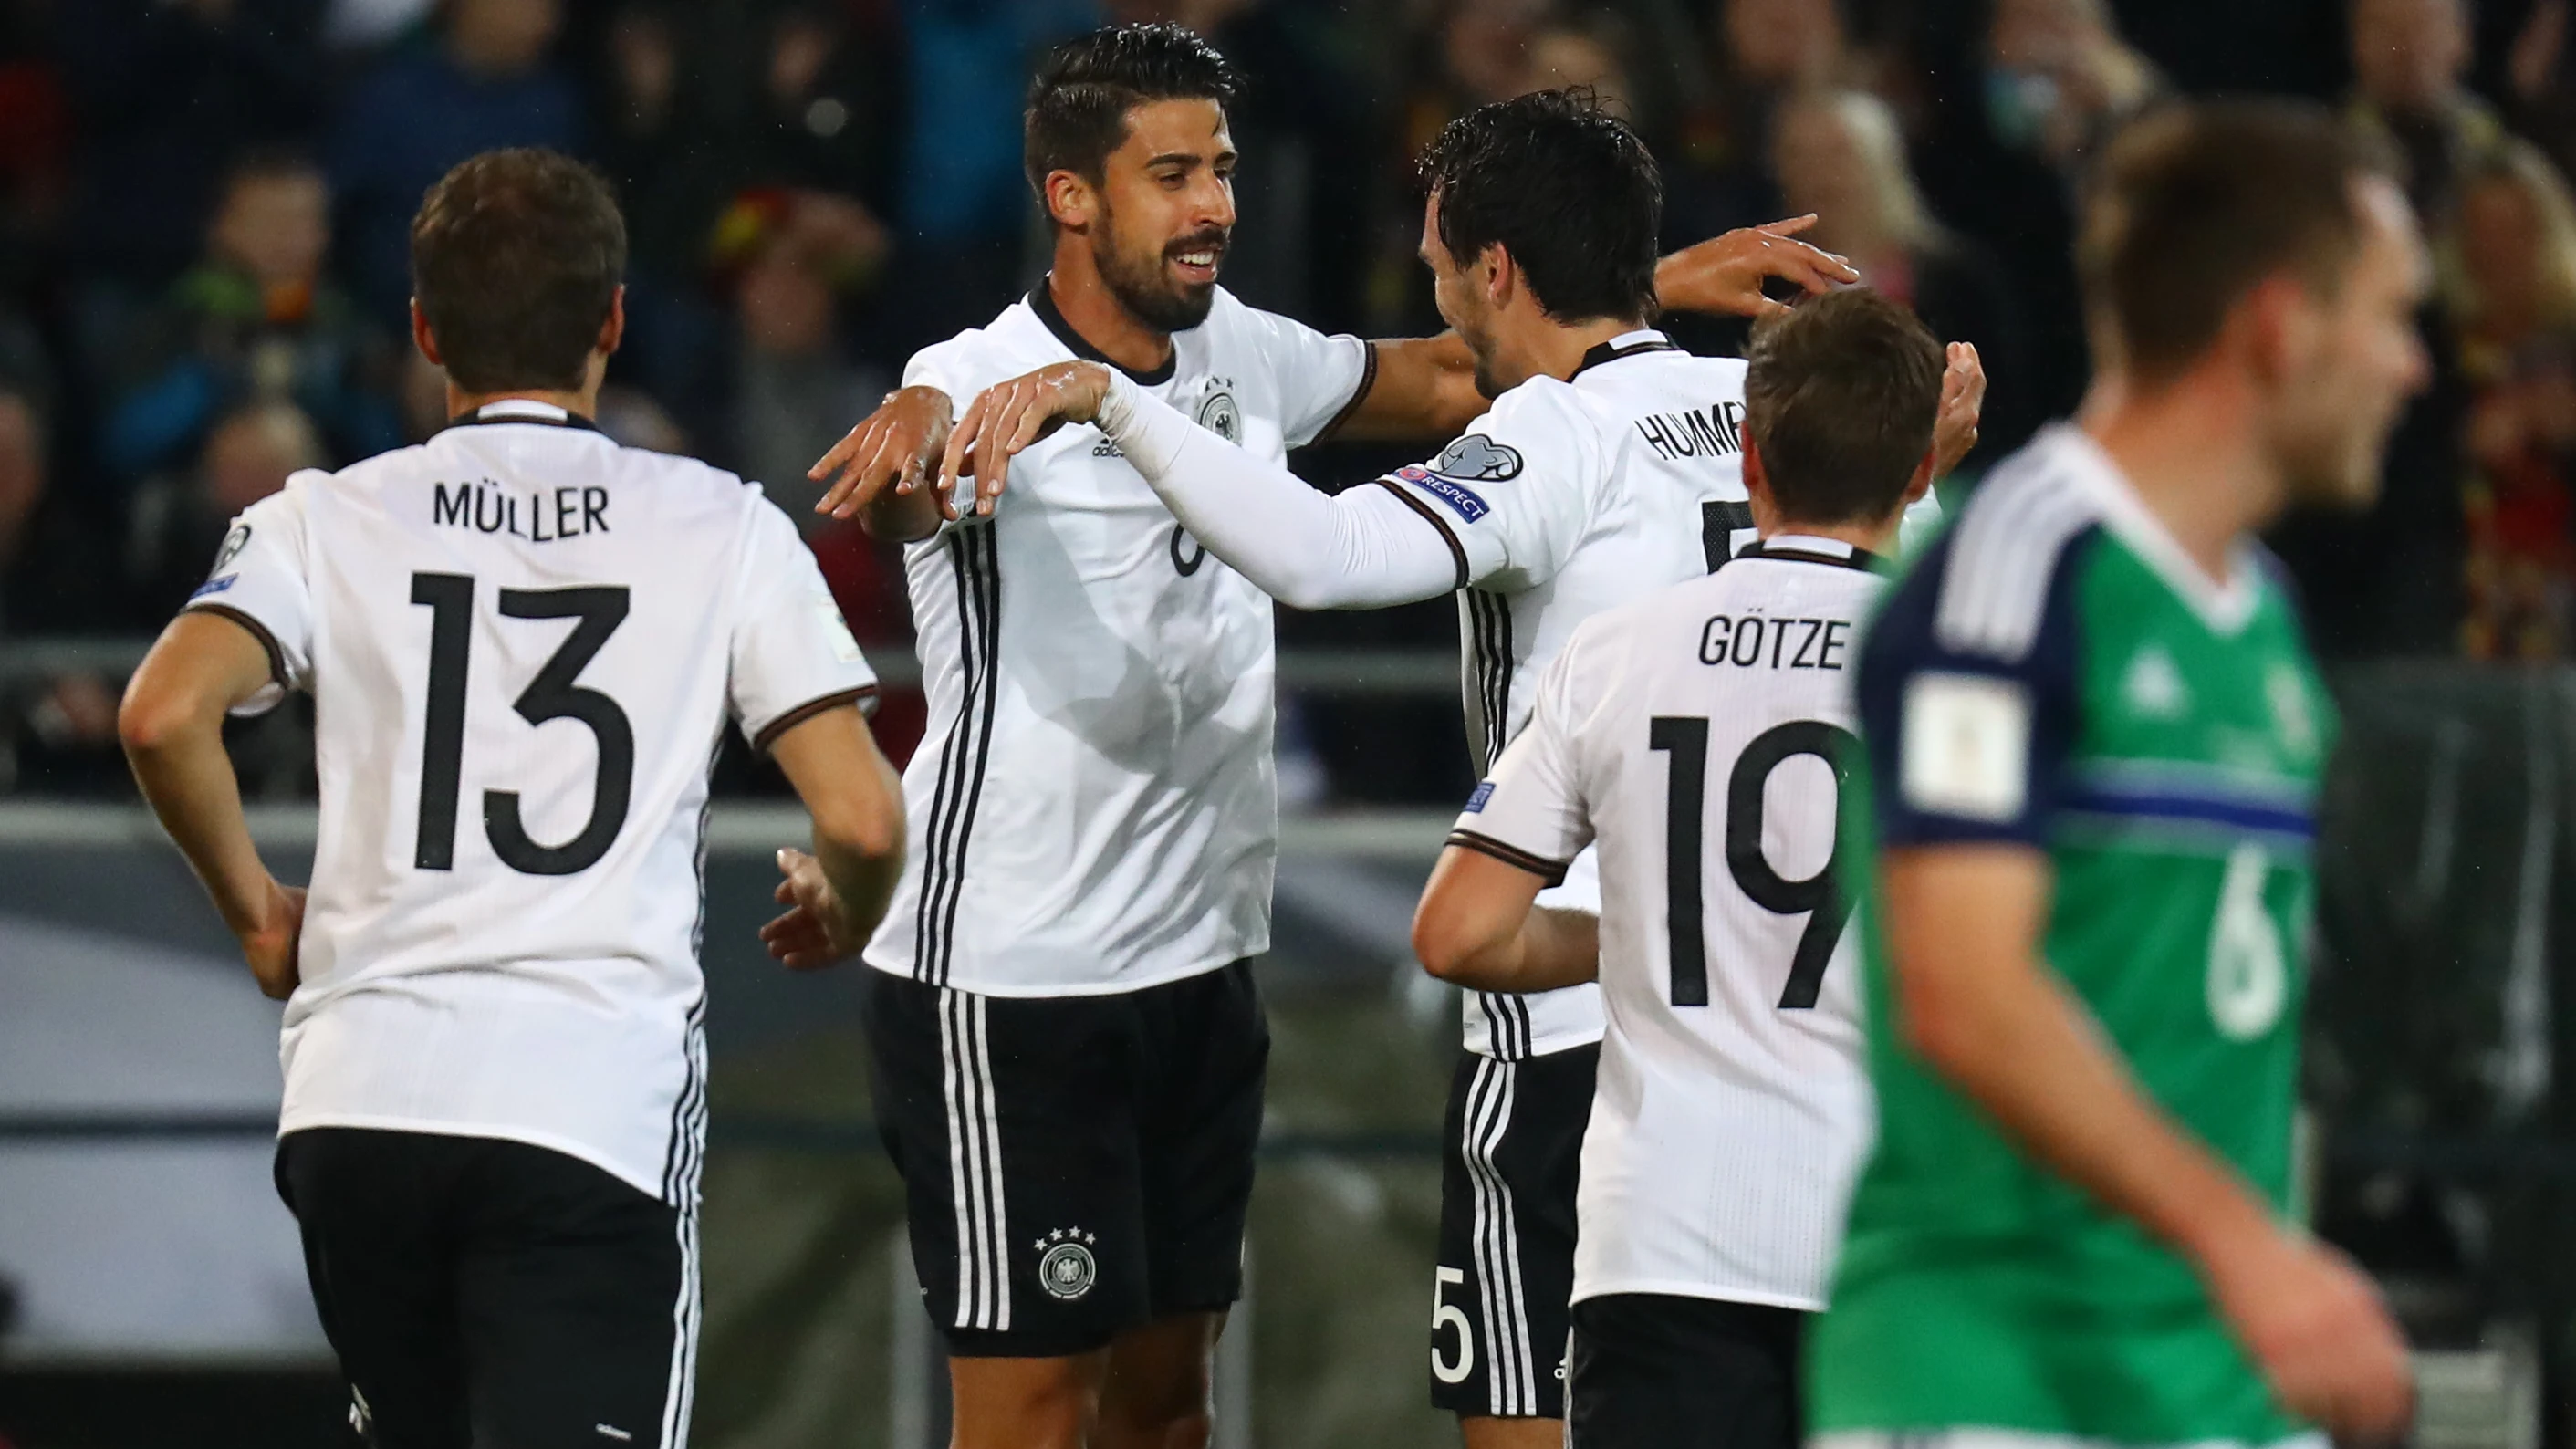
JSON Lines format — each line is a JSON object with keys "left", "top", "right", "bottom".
{"left": 1515, "top": 315, "right": 1649, "bottom": 387}
{"left": 1044, "top": 254, "right": 1175, "bottom": 376}
{"left": 2080, "top": 371, "right": 2281, "bottom": 584}
{"left": 446, "top": 379, "right": 600, "bottom": 426}
{"left": 1763, "top": 515, "right": 1898, "bottom": 557}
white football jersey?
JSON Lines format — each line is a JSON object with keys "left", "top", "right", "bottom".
{"left": 865, "top": 286, "right": 1370, "bottom": 996}
{"left": 192, "top": 400, "right": 878, "bottom": 1203}
{"left": 1450, "top": 537, "right": 1882, "bottom": 1308}
{"left": 1380, "top": 330, "right": 1753, "bottom": 1058}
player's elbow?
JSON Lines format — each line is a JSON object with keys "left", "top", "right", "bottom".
{"left": 116, "top": 675, "right": 207, "bottom": 759}
{"left": 1888, "top": 958, "right": 1984, "bottom": 1077}
{"left": 1411, "top": 901, "right": 1485, "bottom": 986}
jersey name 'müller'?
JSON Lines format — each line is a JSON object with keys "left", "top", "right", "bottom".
{"left": 190, "top": 399, "right": 878, "bottom": 1205}
{"left": 1450, "top": 537, "right": 1883, "bottom": 1308}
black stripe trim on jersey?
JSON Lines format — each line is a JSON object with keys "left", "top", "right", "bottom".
{"left": 1444, "top": 830, "right": 1571, "bottom": 887}
{"left": 1371, "top": 476, "right": 1469, "bottom": 590}
{"left": 1568, "top": 332, "right": 1680, "bottom": 381}
{"left": 433, "top": 403, "right": 605, "bottom": 435}
{"left": 1467, "top": 590, "right": 1515, "bottom": 773}
{"left": 916, "top": 526, "right": 1003, "bottom": 985}
{"left": 751, "top": 684, "right": 882, "bottom": 755}
{"left": 1309, "top": 339, "right": 1382, "bottom": 446}
{"left": 1029, "top": 280, "right": 1178, "bottom": 386}
{"left": 185, "top": 602, "right": 288, "bottom": 689}
{"left": 1739, "top": 540, "right": 1884, "bottom": 573}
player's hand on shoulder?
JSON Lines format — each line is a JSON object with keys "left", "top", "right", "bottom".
{"left": 761, "top": 847, "right": 862, "bottom": 970}
{"left": 240, "top": 877, "right": 305, "bottom": 1001}
{"left": 809, "top": 385, "right": 954, "bottom": 522}
{"left": 2208, "top": 1226, "right": 2414, "bottom": 1442}
{"left": 1934, "top": 341, "right": 1986, "bottom": 476}
{"left": 1655, "top": 215, "right": 1860, "bottom": 321}
{"left": 939, "top": 361, "right": 1113, "bottom": 520}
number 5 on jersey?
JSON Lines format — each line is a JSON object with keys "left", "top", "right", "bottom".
{"left": 1651, "top": 715, "right": 1857, "bottom": 1010}
{"left": 411, "top": 572, "right": 636, "bottom": 877}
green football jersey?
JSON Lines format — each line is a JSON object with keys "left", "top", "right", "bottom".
{"left": 1809, "top": 425, "right": 2332, "bottom": 1445}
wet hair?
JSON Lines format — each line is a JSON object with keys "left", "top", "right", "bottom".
{"left": 1024, "top": 24, "right": 1243, "bottom": 201}
{"left": 409, "top": 149, "right": 627, "bottom": 393}
{"left": 2081, "top": 99, "right": 2398, "bottom": 381}
{"left": 1742, "top": 288, "right": 1944, "bottom": 526}
{"left": 1417, "top": 89, "right": 1662, "bottom": 323}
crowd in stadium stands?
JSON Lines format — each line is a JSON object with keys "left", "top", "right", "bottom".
{"left": 0, "top": 0, "right": 2573, "bottom": 796}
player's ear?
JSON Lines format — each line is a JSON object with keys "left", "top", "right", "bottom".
{"left": 410, "top": 300, "right": 443, "bottom": 368}
{"left": 1482, "top": 242, "right": 1513, "bottom": 311}
{"left": 598, "top": 287, "right": 627, "bottom": 360}
{"left": 1741, "top": 433, "right": 1771, "bottom": 505}
{"left": 2236, "top": 273, "right": 2311, "bottom": 389}
{"left": 1903, "top": 445, "right": 1937, "bottom": 506}
{"left": 1045, "top": 170, "right": 1096, "bottom": 232}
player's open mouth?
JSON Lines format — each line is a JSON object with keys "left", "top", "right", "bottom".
{"left": 1168, "top": 245, "right": 1224, "bottom": 285}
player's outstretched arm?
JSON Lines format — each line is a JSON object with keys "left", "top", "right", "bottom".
{"left": 807, "top": 386, "right": 954, "bottom": 542}
{"left": 119, "top": 612, "right": 305, "bottom": 1000}
{"left": 1882, "top": 844, "right": 2414, "bottom": 1441}
{"left": 942, "top": 360, "right": 1461, "bottom": 610}
{"left": 1413, "top": 848, "right": 1598, "bottom": 994}
{"left": 1330, "top": 217, "right": 1862, "bottom": 443}
{"left": 762, "top": 705, "right": 905, "bottom": 969}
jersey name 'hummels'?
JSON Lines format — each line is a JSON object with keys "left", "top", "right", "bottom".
{"left": 1380, "top": 332, "right": 1753, "bottom": 1058}
{"left": 868, "top": 287, "right": 1370, "bottom": 996}
{"left": 191, "top": 401, "right": 879, "bottom": 1204}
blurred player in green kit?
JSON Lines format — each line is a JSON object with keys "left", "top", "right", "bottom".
{"left": 1812, "top": 102, "right": 2426, "bottom": 1445}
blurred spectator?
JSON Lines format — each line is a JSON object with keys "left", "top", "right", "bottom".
{"left": 1523, "top": 16, "right": 1636, "bottom": 117}
{"left": 100, "top": 152, "right": 400, "bottom": 485}
{"left": 124, "top": 399, "right": 322, "bottom": 626}
{"left": 1917, "top": 0, "right": 2163, "bottom": 426}
{"left": 57, "top": 0, "right": 326, "bottom": 285}
{"left": 749, "top": 4, "right": 904, "bottom": 209}
{"left": 0, "top": 3, "right": 70, "bottom": 295}
{"left": 2346, "top": 0, "right": 2509, "bottom": 234}
{"left": 329, "top": 0, "right": 583, "bottom": 326}
{"left": 715, "top": 193, "right": 891, "bottom": 522}
{"left": 1664, "top": 0, "right": 1855, "bottom": 247}
{"left": 2446, "top": 143, "right": 2576, "bottom": 659}
{"left": 891, "top": 0, "right": 1097, "bottom": 352}
{"left": 325, "top": 0, "right": 434, "bottom": 50}
{"left": 0, "top": 387, "right": 121, "bottom": 793}
{"left": 1770, "top": 88, "right": 2035, "bottom": 462}
{"left": 2500, "top": 0, "right": 2576, "bottom": 183}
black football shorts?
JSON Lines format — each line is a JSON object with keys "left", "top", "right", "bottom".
{"left": 865, "top": 959, "right": 1268, "bottom": 1357}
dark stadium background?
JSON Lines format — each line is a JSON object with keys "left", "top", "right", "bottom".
{"left": 4, "top": 0, "right": 2576, "bottom": 1444}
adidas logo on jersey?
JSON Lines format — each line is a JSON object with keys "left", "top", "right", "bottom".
{"left": 2121, "top": 645, "right": 2189, "bottom": 719}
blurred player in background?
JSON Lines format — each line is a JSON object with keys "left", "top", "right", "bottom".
{"left": 798, "top": 26, "right": 1864, "bottom": 1449}
{"left": 118, "top": 149, "right": 904, "bottom": 1449}
{"left": 1813, "top": 100, "right": 2429, "bottom": 1445}
{"left": 938, "top": 90, "right": 1975, "bottom": 1449}
{"left": 1409, "top": 288, "right": 1943, "bottom": 1449}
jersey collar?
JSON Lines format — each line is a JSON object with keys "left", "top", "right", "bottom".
{"left": 2044, "top": 423, "right": 2261, "bottom": 635}
{"left": 1028, "top": 279, "right": 1178, "bottom": 387}
{"left": 1569, "top": 328, "right": 1679, "bottom": 381}
{"left": 1742, "top": 533, "right": 1882, "bottom": 571}
{"left": 438, "top": 399, "right": 603, "bottom": 434}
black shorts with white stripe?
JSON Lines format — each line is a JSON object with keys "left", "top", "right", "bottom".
{"left": 275, "top": 1127, "right": 697, "bottom": 1449}
{"left": 865, "top": 960, "right": 1269, "bottom": 1358}
{"left": 1430, "top": 1041, "right": 1598, "bottom": 1420}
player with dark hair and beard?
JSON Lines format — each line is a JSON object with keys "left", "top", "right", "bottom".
{"left": 806, "top": 26, "right": 1863, "bottom": 1449}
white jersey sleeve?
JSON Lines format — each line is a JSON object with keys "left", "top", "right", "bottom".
{"left": 727, "top": 495, "right": 881, "bottom": 748}
{"left": 1225, "top": 298, "right": 1372, "bottom": 447}
{"left": 1380, "top": 381, "right": 1605, "bottom": 593}
{"left": 1447, "top": 630, "right": 1602, "bottom": 877}
{"left": 184, "top": 474, "right": 326, "bottom": 715}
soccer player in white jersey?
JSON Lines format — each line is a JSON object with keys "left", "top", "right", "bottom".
{"left": 794, "top": 31, "right": 1861, "bottom": 1449}
{"left": 1409, "top": 288, "right": 1945, "bottom": 1449}
{"left": 941, "top": 91, "right": 1977, "bottom": 1448}
{"left": 115, "top": 150, "right": 905, "bottom": 1449}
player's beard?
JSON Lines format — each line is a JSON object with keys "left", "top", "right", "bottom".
{"left": 1094, "top": 207, "right": 1225, "bottom": 335}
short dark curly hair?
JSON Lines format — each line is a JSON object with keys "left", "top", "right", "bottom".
{"left": 1743, "top": 288, "right": 1944, "bottom": 526}
{"left": 410, "top": 149, "right": 627, "bottom": 394}
{"left": 1417, "top": 89, "right": 1662, "bottom": 324}
{"left": 1024, "top": 24, "right": 1243, "bottom": 201}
